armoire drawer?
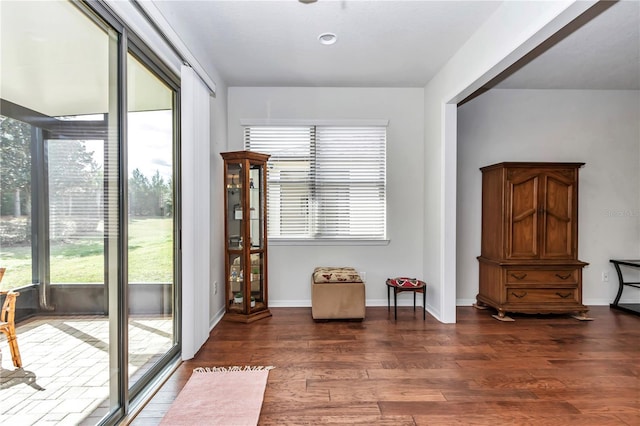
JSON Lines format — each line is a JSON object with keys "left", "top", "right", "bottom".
{"left": 505, "top": 269, "right": 578, "bottom": 285}
{"left": 505, "top": 287, "right": 578, "bottom": 303}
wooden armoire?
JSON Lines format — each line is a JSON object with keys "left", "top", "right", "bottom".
{"left": 476, "top": 162, "right": 589, "bottom": 320}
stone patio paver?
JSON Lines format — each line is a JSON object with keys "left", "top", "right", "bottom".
{"left": 0, "top": 316, "right": 172, "bottom": 425}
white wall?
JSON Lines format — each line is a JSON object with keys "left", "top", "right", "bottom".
{"left": 422, "top": 0, "right": 595, "bottom": 322}
{"left": 457, "top": 89, "right": 640, "bottom": 306}
{"left": 227, "top": 87, "right": 424, "bottom": 307}
{"left": 208, "top": 77, "right": 229, "bottom": 326}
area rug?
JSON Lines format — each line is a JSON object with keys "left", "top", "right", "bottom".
{"left": 160, "top": 366, "right": 274, "bottom": 426}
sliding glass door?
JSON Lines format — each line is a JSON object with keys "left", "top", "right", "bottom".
{"left": 0, "top": 1, "right": 180, "bottom": 423}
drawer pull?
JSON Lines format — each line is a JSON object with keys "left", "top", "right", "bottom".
{"left": 511, "top": 291, "right": 528, "bottom": 298}
{"left": 555, "top": 273, "right": 572, "bottom": 280}
{"left": 556, "top": 292, "right": 572, "bottom": 299}
{"left": 510, "top": 273, "right": 527, "bottom": 280}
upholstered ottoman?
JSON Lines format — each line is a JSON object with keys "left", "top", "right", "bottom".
{"left": 311, "top": 267, "right": 365, "bottom": 320}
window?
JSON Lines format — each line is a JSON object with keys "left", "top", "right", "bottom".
{"left": 245, "top": 124, "right": 386, "bottom": 240}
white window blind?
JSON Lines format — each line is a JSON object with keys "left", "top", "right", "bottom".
{"left": 245, "top": 125, "right": 386, "bottom": 240}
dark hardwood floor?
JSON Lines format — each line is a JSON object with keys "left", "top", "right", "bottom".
{"left": 131, "top": 306, "right": 639, "bottom": 425}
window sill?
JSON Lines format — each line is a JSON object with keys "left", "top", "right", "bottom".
{"left": 269, "top": 238, "right": 390, "bottom": 247}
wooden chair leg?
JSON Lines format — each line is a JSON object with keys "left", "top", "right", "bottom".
{"left": 0, "top": 290, "right": 22, "bottom": 367}
{"left": 6, "top": 327, "right": 22, "bottom": 368}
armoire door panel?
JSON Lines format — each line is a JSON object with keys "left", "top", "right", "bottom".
{"left": 542, "top": 175, "right": 575, "bottom": 258}
{"left": 507, "top": 176, "right": 538, "bottom": 258}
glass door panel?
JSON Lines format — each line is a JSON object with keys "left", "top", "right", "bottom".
{"left": 249, "top": 166, "right": 262, "bottom": 249}
{"left": 126, "top": 52, "right": 176, "bottom": 391}
{"left": 249, "top": 252, "right": 264, "bottom": 311}
{"left": 226, "top": 162, "right": 244, "bottom": 308}
{"left": 249, "top": 164, "right": 265, "bottom": 312}
{"left": 229, "top": 253, "right": 244, "bottom": 312}
{"left": 1, "top": 0, "right": 122, "bottom": 421}
{"left": 227, "top": 162, "right": 243, "bottom": 246}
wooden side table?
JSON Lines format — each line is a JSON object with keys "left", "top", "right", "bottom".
{"left": 386, "top": 277, "right": 426, "bottom": 320}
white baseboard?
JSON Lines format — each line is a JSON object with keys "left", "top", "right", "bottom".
{"left": 268, "top": 300, "right": 311, "bottom": 308}
{"left": 268, "top": 298, "right": 428, "bottom": 308}
{"left": 209, "top": 306, "right": 225, "bottom": 331}
{"left": 230, "top": 297, "right": 630, "bottom": 322}
{"left": 584, "top": 298, "right": 617, "bottom": 306}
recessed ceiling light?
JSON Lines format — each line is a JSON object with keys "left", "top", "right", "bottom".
{"left": 318, "top": 33, "right": 337, "bottom": 45}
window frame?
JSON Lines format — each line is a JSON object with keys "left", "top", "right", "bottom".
{"left": 243, "top": 120, "right": 389, "bottom": 245}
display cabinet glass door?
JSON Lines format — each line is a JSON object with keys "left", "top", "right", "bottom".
{"left": 226, "top": 162, "right": 243, "bottom": 250}
{"left": 249, "top": 165, "right": 266, "bottom": 310}
{"left": 226, "top": 162, "right": 244, "bottom": 313}
{"left": 249, "top": 166, "right": 264, "bottom": 249}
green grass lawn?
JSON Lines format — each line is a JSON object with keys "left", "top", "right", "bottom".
{"left": 1, "top": 217, "right": 174, "bottom": 290}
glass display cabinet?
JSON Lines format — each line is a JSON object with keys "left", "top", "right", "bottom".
{"left": 221, "top": 151, "right": 271, "bottom": 322}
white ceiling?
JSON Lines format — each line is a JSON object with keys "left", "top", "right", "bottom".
{"left": 153, "top": 0, "right": 640, "bottom": 90}
{"left": 0, "top": 0, "right": 173, "bottom": 117}
{"left": 493, "top": 0, "right": 640, "bottom": 90}
{"left": 153, "top": 0, "right": 503, "bottom": 87}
